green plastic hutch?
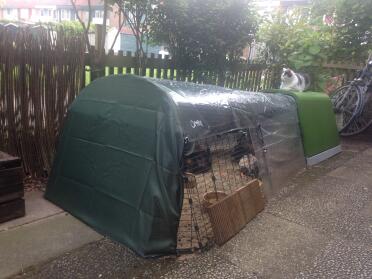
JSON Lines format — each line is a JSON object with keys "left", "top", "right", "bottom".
{"left": 273, "top": 90, "right": 341, "bottom": 166}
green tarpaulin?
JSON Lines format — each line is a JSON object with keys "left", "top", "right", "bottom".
{"left": 46, "top": 75, "right": 305, "bottom": 257}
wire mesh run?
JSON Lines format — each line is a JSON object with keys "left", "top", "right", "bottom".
{"left": 177, "top": 129, "right": 259, "bottom": 253}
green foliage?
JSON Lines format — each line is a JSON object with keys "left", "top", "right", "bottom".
{"left": 0, "top": 19, "right": 13, "bottom": 24}
{"left": 53, "top": 20, "right": 97, "bottom": 35}
{"left": 149, "top": 0, "right": 258, "bottom": 70}
{"left": 258, "top": 9, "right": 330, "bottom": 66}
{"left": 0, "top": 19, "right": 92, "bottom": 35}
{"left": 257, "top": 9, "right": 332, "bottom": 89}
{"left": 258, "top": 0, "right": 371, "bottom": 65}
{"left": 257, "top": 0, "right": 372, "bottom": 89}
{"left": 58, "top": 21, "right": 84, "bottom": 33}
{"left": 312, "top": 0, "right": 372, "bottom": 62}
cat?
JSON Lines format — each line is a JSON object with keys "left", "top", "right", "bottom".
{"left": 280, "top": 68, "right": 310, "bottom": 92}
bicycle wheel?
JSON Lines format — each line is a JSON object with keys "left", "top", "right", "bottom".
{"left": 340, "top": 93, "right": 372, "bottom": 136}
{"left": 330, "top": 85, "right": 363, "bottom": 132}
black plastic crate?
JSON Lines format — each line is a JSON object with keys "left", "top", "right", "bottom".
{"left": 0, "top": 151, "right": 25, "bottom": 217}
{"left": 0, "top": 198, "right": 25, "bottom": 223}
{"left": 0, "top": 151, "right": 22, "bottom": 170}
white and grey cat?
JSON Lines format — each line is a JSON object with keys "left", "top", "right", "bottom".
{"left": 280, "top": 68, "right": 310, "bottom": 92}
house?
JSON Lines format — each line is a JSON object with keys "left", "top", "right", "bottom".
{"left": 0, "top": 0, "right": 105, "bottom": 24}
{"left": 0, "top": 0, "right": 165, "bottom": 56}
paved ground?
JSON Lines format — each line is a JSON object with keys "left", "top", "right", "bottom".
{"left": 8, "top": 135, "right": 372, "bottom": 279}
{"left": 0, "top": 191, "right": 103, "bottom": 279}
{"left": 0, "top": 191, "right": 62, "bottom": 232}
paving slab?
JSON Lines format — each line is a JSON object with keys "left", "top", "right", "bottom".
{"left": 0, "top": 213, "right": 103, "bottom": 279}
{"left": 158, "top": 251, "right": 258, "bottom": 279}
{"left": 270, "top": 150, "right": 356, "bottom": 202}
{"left": 362, "top": 147, "right": 372, "bottom": 157}
{"left": 14, "top": 238, "right": 147, "bottom": 279}
{"left": 296, "top": 238, "right": 372, "bottom": 279}
{"left": 15, "top": 238, "right": 257, "bottom": 279}
{"left": 0, "top": 190, "right": 63, "bottom": 232}
{"left": 327, "top": 163, "right": 372, "bottom": 185}
{"left": 342, "top": 147, "right": 372, "bottom": 165}
{"left": 341, "top": 135, "right": 372, "bottom": 152}
{"left": 310, "top": 150, "right": 356, "bottom": 173}
{"left": 267, "top": 175, "right": 371, "bottom": 247}
{"left": 215, "top": 213, "right": 331, "bottom": 279}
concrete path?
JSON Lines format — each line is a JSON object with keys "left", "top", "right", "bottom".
{"left": 6, "top": 137, "right": 372, "bottom": 278}
{"left": 0, "top": 191, "right": 62, "bottom": 232}
{"left": 0, "top": 191, "right": 102, "bottom": 279}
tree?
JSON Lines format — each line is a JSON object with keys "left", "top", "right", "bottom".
{"left": 256, "top": 0, "right": 372, "bottom": 90}
{"left": 71, "top": 0, "right": 94, "bottom": 52}
{"left": 312, "top": 0, "right": 372, "bottom": 62}
{"left": 70, "top": 0, "right": 114, "bottom": 55}
{"left": 257, "top": 8, "right": 333, "bottom": 90}
{"left": 70, "top": 0, "right": 155, "bottom": 76}
{"left": 149, "top": 0, "right": 258, "bottom": 72}
{"left": 258, "top": 0, "right": 372, "bottom": 67}
{"left": 257, "top": 9, "right": 331, "bottom": 67}
{"left": 114, "top": 0, "right": 157, "bottom": 74}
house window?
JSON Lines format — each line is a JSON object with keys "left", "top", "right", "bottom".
{"left": 120, "top": 33, "right": 163, "bottom": 56}
{"left": 71, "top": 10, "right": 76, "bottom": 20}
{"left": 120, "top": 34, "right": 137, "bottom": 53}
{"left": 20, "top": 9, "right": 28, "bottom": 19}
{"left": 61, "top": 9, "right": 71, "bottom": 20}
{"left": 94, "top": 10, "right": 104, "bottom": 18}
{"left": 4, "top": 8, "right": 18, "bottom": 19}
{"left": 40, "top": 9, "right": 53, "bottom": 17}
{"left": 124, "top": 12, "right": 135, "bottom": 26}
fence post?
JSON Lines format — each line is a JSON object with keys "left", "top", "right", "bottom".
{"left": 90, "top": 46, "right": 105, "bottom": 81}
{"left": 126, "top": 51, "right": 132, "bottom": 74}
{"left": 134, "top": 50, "right": 139, "bottom": 76}
{"left": 108, "top": 49, "right": 114, "bottom": 75}
{"left": 156, "top": 54, "right": 162, "bottom": 79}
{"left": 95, "top": 24, "right": 104, "bottom": 55}
{"left": 217, "top": 70, "right": 225, "bottom": 87}
{"left": 118, "top": 50, "right": 124, "bottom": 74}
{"left": 149, "top": 53, "right": 155, "bottom": 78}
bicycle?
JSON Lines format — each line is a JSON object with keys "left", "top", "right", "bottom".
{"left": 330, "top": 58, "right": 372, "bottom": 136}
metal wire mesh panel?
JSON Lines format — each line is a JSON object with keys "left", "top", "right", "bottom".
{"left": 177, "top": 129, "right": 259, "bottom": 253}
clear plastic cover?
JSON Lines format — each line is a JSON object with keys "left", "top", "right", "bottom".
{"left": 153, "top": 79, "right": 306, "bottom": 196}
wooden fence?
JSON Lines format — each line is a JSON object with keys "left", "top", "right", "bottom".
{"left": 323, "top": 62, "right": 365, "bottom": 82}
{"left": 0, "top": 26, "right": 85, "bottom": 177}
{"left": 84, "top": 51, "right": 366, "bottom": 92}
{"left": 84, "top": 49, "right": 281, "bottom": 92}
